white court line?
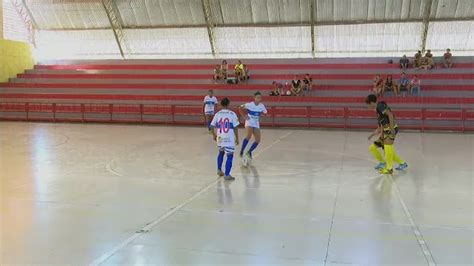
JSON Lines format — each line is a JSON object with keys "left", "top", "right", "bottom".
{"left": 89, "top": 130, "right": 294, "bottom": 266}
{"left": 388, "top": 175, "right": 437, "bottom": 266}
{"left": 334, "top": 152, "right": 437, "bottom": 265}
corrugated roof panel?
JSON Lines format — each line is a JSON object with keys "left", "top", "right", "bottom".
{"left": 25, "top": 0, "right": 109, "bottom": 29}
{"left": 218, "top": 0, "right": 253, "bottom": 25}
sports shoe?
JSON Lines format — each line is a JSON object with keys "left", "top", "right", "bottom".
{"left": 217, "top": 170, "right": 224, "bottom": 177}
{"left": 395, "top": 162, "right": 408, "bottom": 171}
{"left": 224, "top": 175, "right": 235, "bottom": 181}
{"left": 246, "top": 151, "right": 253, "bottom": 159}
{"left": 374, "top": 162, "right": 386, "bottom": 170}
{"left": 379, "top": 168, "right": 393, "bottom": 175}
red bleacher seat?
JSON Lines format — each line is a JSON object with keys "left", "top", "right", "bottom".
{"left": 424, "top": 110, "right": 463, "bottom": 120}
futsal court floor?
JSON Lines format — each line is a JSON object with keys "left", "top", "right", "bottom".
{"left": 1, "top": 122, "right": 472, "bottom": 265}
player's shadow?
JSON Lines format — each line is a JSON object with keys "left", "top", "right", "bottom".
{"left": 242, "top": 165, "right": 260, "bottom": 189}
{"left": 370, "top": 174, "right": 401, "bottom": 222}
{"left": 216, "top": 180, "right": 233, "bottom": 205}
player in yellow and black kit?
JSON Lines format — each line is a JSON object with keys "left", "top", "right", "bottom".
{"left": 366, "top": 94, "right": 408, "bottom": 174}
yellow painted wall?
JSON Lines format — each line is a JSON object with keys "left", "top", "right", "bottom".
{"left": 0, "top": 39, "right": 34, "bottom": 82}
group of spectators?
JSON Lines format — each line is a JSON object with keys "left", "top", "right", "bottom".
{"left": 399, "top": 48, "right": 453, "bottom": 71}
{"left": 213, "top": 60, "right": 250, "bottom": 83}
{"left": 270, "top": 74, "right": 313, "bottom": 96}
{"left": 373, "top": 72, "right": 421, "bottom": 97}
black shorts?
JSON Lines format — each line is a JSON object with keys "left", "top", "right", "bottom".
{"left": 374, "top": 126, "right": 399, "bottom": 147}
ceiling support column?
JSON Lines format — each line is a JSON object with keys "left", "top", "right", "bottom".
{"left": 102, "top": 0, "right": 128, "bottom": 58}
{"left": 420, "top": 0, "right": 433, "bottom": 53}
{"left": 11, "top": 0, "right": 37, "bottom": 46}
{"left": 201, "top": 0, "right": 217, "bottom": 57}
{"left": 310, "top": 0, "right": 316, "bottom": 57}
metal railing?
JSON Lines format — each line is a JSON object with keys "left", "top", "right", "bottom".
{"left": 0, "top": 102, "right": 473, "bottom": 133}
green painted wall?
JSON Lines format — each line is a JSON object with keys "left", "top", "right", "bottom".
{"left": 0, "top": 39, "right": 34, "bottom": 82}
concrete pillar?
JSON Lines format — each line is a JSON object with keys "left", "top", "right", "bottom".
{"left": 0, "top": 1, "right": 4, "bottom": 39}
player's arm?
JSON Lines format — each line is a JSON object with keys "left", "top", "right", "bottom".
{"left": 234, "top": 127, "right": 239, "bottom": 145}
{"left": 368, "top": 125, "right": 381, "bottom": 141}
{"left": 238, "top": 105, "right": 248, "bottom": 119}
{"left": 233, "top": 115, "right": 240, "bottom": 145}
{"left": 386, "top": 109, "right": 396, "bottom": 133}
{"left": 210, "top": 116, "right": 218, "bottom": 141}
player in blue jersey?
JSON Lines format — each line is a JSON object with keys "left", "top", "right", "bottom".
{"left": 238, "top": 91, "right": 267, "bottom": 165}
{"left": 211, "top": 98, "right": 240, "bottom": 180}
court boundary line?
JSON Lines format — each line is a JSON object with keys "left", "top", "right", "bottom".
{"left": 389, "top": 175, "right": 437, "bottom": 266}
{"left": 323, "top": 131, "right": 348, "bottom": 265}
{"left": 89, "top": 130, "right": 294, "bottom": 265}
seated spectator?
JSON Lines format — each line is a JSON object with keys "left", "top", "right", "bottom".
{"left": 409, "top": 75, "right": 421, "bottom": 96}
{"left": 418, "top": 56, "right": 433, "bottom": 71}
{"left": 443, "top": 48, "right": 453, "bottom": 68}
{"left": 302, "top": 74, "right": 313, "bottom": 95}
{"left": 221, "top": 60, "right": 228, "bottom": 79}
{"left": 372, "top": 74, "right": 384, "bottom": 96}
{"left": 213, "top": 64, "right": 222, "bottom": 81}
{"left": 425, "top": 49, "right": 433, "bottom": 58}
{"left": 290, "top": 75, "right": 302, "bottom": 96}
{"left": 234, "top": 60, "right": 245, "bottom": 82}
{"left": 414, "top": 50, "right": 422, "bottom": 67}
{"left": 384, "top": 75, "right": 398, "bottom": 96}
{"left": 270, "top": 81, "right": 283, "bottom": 96}
{"left": 242, "top": 64, "right": 250, "bottom": 81}
{"left": 399, "top": 55, "right": 409, "bottom": 70}
{"left": 398, "top": 72, "right": 410, "bottom": 96}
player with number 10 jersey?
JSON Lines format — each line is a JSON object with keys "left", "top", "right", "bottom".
{"left": 210, "top": 98, "right": 240, "bottom": 180}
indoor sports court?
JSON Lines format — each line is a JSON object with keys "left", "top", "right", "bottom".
{"left": 1, "top": 0, "right": 473, "bottom": 265}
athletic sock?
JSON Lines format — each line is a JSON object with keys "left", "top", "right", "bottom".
{"left": 369, "top": 144, "right": 385, "bottom": 163}
{"left": 225, "top": 153, "right": 234, "bottom": 176}
{"left": 240, "top": 138, "right": 249, "bottom": 156}
{"left": 393, "top": 150, "right": 405, "bottom": 164}
{"left": 217, "top": 151, "right": 225, "bottom": 171}
{"left": 384, "top": 144, "right": 394, "bottom": 170}
{"left": 248, "top": 142, "right": 259, "bottom": 155}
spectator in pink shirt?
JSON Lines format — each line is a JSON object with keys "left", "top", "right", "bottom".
{"left": 443, "top": 48, "right": 453, "bottom": 68}
{"left": 409, "top": 75, "right": 421, "bottom": 96}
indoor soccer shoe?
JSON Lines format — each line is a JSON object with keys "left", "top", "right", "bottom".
{"left": 379, "top": 168, "right": 393, "bottom": 175}
{"left": 224, "top": 175, "right": 235, "bottom": 181}
{"left": 217, "top": 170, "right": 224, "bottom": 177}
{"left": 374, "top": 162, "right": 386, "bottom": 170}
{"left": 246, "top": 151, "right": 253, "bottom": 159}
{"left": 395, "top": 162, "right": 408, "bottom": 171}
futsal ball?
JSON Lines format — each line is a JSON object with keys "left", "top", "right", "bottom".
{"left": 241, "top": 154, "right": 251, "bottom": 167}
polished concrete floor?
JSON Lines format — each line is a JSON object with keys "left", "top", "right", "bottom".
{"left": 1, "top": 122, "right": 472, "bottom": 266}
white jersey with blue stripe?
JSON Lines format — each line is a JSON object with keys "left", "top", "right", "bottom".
{"left": 203, "top": 95, "right": 218, "bottom": 114}
{"left": 211, "top": 109, "right": 240, "bottom": 148}
{"left": 242, "top": 101, "right": 267, "bottom": 128}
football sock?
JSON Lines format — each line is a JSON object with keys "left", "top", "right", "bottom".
{"left": 240, "top": 138, "right": 249, "bottom": 155}
{"left": 393, "top": 149, "right": 405, "bottom": 164}
{"left": 248, "top": 142, "right": 259, "bottom": 155}
{"left": 384, "top": 144, "right": 394, "bottom": 170}
{"left": 369, "top": 143, "right": 385, "bottom": 163}
{"left": 217, "top": 150, "right": 224, "bottom": 171}
{"left": 225, "top": 153, "right": 234, "bottom": 176}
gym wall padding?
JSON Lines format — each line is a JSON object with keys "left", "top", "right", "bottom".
{"left": 0, "top": 39, "right": 34, "bottom": 82}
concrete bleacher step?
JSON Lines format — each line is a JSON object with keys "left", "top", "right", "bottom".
{"left": 23, "top": 68, "right": 474, "bottom": 75}
{"left": 2, "top": 57, "right": 474, "bottom": 130}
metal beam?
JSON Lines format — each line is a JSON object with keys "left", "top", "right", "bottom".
{"left": 201, "top": 0, "right": 217, "bottom": 57}
{"left": 420, "top": 0, "right": 433, "bottom": 53}
{"left": 39, "top": 16, "right": 474, "bottom": 32}
{"left": 11, "top": 0, "right": 36, "bottom": 46}
{"left": 310, "top": 0, "right": 316, "bottom": 57}
{"left": 102, "top": 0, "right": 128, "bottom": 59}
